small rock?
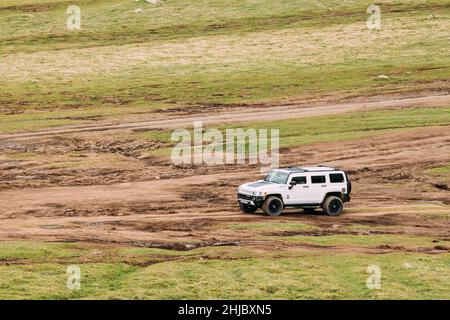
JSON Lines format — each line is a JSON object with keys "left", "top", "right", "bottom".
{"left": 16, "top": 175, "right": 35, "bottom": 180}
{"left": 332, "top": 224, "right": 341, "bottom": 229}
{"left": 378, "top": 75, "right": 390, "bottom": 79}
{"left": 402, "top": 262, "right": 413, "bottom": 269}
{"left": 427, "top": 14, "right": 435, "bottom": 20}
{"left": 133, "top": 8, "right": 143, "bottom": 13}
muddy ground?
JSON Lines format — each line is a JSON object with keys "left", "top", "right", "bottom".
{"left": 0, "top": 96, "right": 449, "bottom": 256}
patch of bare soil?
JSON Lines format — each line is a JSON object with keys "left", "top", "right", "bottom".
{"left": 0, "top": 108, "right": 449, "bottom": 254}
{"left": 0, "top": 134, "right": 175, "bottom": 189}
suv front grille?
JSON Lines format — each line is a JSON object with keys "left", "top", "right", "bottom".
{"left": 238, "top": 193, "right": 254, "bottom": 201}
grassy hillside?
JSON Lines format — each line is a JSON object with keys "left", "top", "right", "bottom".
{"left": 0, "top": 241, "right": 448, "bottom": 299}
{"left": 1, "top": 1, "right": 449, "bottom": 301}
{"left": 135, "top": 107, "right": 450, "bottom": 156}
{"left": 1, "top": 0, "right": 449, "bottom": 131}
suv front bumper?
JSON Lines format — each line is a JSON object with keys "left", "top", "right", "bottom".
{"left": 237, "top": 193, "right": 265, "bottom": 207}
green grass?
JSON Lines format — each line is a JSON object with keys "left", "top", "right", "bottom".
{"left": 0, "top": 104, "right": 167, "bottom": 133}
{"left": 426, "top": 163, "right": 450, "bottom": 186}
{"left": 106, "top": 253, "right": 450, "bottom": 299}
{"left": 225, "top": 221, "right": 448, "bottom": 249}
{"left": 277, "top": 234, "right": 445, "bottom": 249}
{"left": 427, "top": 164, "right": 450, "bottom": 182}
{"left": 0, "top": 242, "right": 448, "bottom": 299}
{"left": 226, "top": 107, "right": 450, "bottom": 148}
{"left": 143, "top": 106, "right": 450, "bottom": 156}
{"left": 430, "top": 166, "right": 450, "bottom": 174}
{"left": 0, "top": 262, "right": 139, "bottom": 299}
{"left": 0, "top": 242, "right": 87, "bottom": 262}
{"left": 1, "top": 0, "right": 449, "bottom": 126}
{"left": 2, "top": 0, "right": 447, "bottom": 53}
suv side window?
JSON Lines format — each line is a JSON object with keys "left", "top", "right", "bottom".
{"left": 291, "top": 176, "right": 307, "bottom": 184}
{"left": 311, "top": 176, "right": 326, "bottom": 184}
{"left": 330, "top": 173, "right": 345, "bottom": 183}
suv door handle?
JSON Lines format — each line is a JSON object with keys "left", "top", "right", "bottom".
{"left": 303, "top": 186, "right": 309, "bottom": 188}
{"left": 321, "top": 185, "right": 327, "bottom": 187}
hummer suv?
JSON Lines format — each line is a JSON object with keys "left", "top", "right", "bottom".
{"left": 237, "top": 166, "right": 351, "bottom": 216}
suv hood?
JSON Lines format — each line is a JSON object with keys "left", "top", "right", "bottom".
{"left": 238, "top": 180, "right": 277, "bottom": 196}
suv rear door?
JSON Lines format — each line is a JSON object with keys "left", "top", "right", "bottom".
{"left": 309, "top": 174, "right": 328, "bottom": 204}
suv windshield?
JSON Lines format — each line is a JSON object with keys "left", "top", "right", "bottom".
{"left": 264, "top": 170, "right": 289, "bottom": 184}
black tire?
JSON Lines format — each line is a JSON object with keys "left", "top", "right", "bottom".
{"left": 239, "top": 202, "right": 257, "bottom": 214}
{"left": 303, "top": 208, "right": 316, "bottom": 214}
{"left": 262, "top": 196, "right": 284, "bottom": 216}
{"left": 322, "top": 196, "right": 344, "bottom": 216}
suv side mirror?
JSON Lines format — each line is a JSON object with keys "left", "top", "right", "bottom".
{"left": 289, "top": 181, "right": 297, "bottom": 190}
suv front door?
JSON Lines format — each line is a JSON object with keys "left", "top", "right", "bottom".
{"left": 286, "top": 175, "right": 313, "bottom": 204}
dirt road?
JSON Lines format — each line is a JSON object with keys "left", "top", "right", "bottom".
{"left": 1, "top": 94, "right": 449, "bottom": 141}
{"left": 0, "top": 91, "right": 449, "bottom": 256}
{"left": 0, "top": 124, "right": 448, "bottom": 252}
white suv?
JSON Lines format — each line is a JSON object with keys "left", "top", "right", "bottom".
{"left": 237, "top": 166, "right": 351, "bottom": 216}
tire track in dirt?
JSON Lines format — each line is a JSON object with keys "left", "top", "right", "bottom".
{"left": 1, "top": 94, "right": 449, "bottom": 142}
{"left": 0, "top": 172, "right": 239, "bottom": 216}
{"left": 0, "top": 113, "right": 449, "bottom": 253}
{"left": 1, "top": 126, "right": 449, "bottom": 218}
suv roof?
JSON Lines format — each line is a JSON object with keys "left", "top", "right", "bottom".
{"left": 276, "top": 166, "right": 339, "bottom": 173}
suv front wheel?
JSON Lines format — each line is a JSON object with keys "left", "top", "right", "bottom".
{"left": 262, "top": 196, "right": 284, "bottom": 216}
{"left": 322, "top": 196, "right": 344, "bottom": 216}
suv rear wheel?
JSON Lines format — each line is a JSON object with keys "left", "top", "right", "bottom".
{"left": 322, "top": 196, "right": 344, "bottom": 216}
{"left": 262, "top": 196, "right": 283, "bottom": 216}
{"left": 239, "top": 202, "right": 257, "bottom": 214}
